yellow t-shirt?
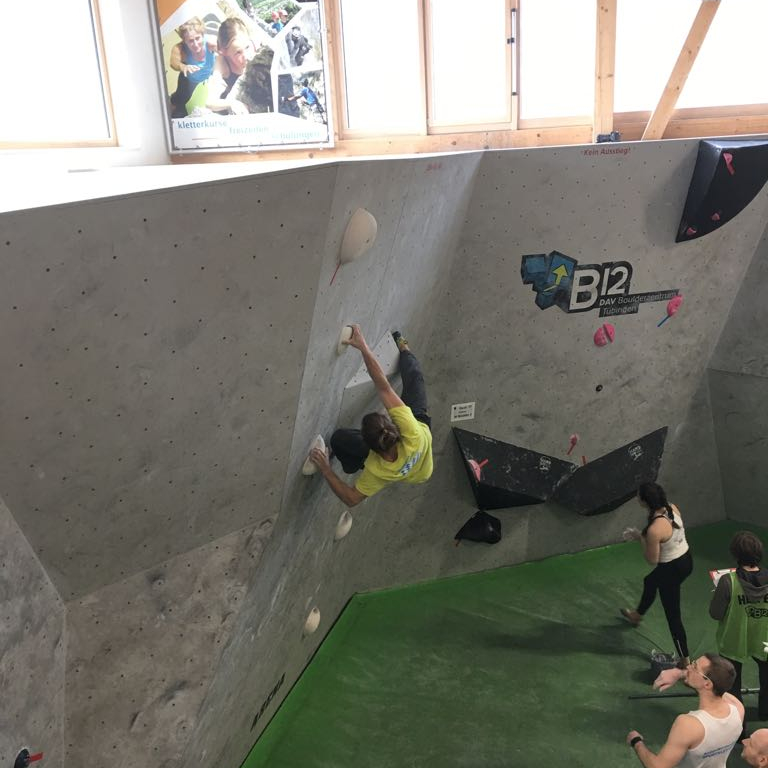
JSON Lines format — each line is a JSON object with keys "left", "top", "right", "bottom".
{"left": 354, "top": 405, "right": 433, "bottom": 497}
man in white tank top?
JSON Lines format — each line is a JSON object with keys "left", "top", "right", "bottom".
{"left": 626, "top": 654, "right": 743, "bottom": 767}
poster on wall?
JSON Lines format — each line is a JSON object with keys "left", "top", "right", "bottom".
{"left": 152, "top": 0, "right": 332, "bottom": 152}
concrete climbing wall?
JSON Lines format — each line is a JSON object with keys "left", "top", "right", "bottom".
{"left": 2, "top": 138, "right": 767, "bottom": 768}
{"left": 415, "top": 141, "right": 768, "bottom": 576}
{"left": 183, "top": 154, "right": 482, "bottom": 766}
{"left": 64, "top": 523, "right": 272, "bottom": 768}
{"left": 0, "top": 166, "right": 335, "bottom": 600}
{"left": 709, "top": 223, "right": 768, "bottom": 526}
{"left": 0, "top": 495, "right": 64, "bottom": 768}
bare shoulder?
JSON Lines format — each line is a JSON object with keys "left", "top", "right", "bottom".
{"left": 724, "top": 692, "right": 745, "bottom": 716}
{"left": 671, "top": 712, "right": 705, "bottom": 748}
{"left": 647, "top": 515, "right": 673, "bottom": 539}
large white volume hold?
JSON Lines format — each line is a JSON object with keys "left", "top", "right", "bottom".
{"left": 304, "top": 607, "right": 321, "bottom": 635}
{"left": 301, "top": 434, "right": 326, "bottom": 476}
{"left": 339, "top": 208, "right": 378, "bottom": 264}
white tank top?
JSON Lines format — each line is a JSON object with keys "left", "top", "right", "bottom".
{"left": 677, "top": 703, "right": 742, "bottom": 768}
{"left": 657, "top": 509, "right": 689, "bottom": 563}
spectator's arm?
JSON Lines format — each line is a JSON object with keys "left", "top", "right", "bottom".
{"left": 709, "top": 574, "right": 731, "bottom": 620}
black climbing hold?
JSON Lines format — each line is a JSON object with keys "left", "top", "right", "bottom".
{"left": 552, "top": 427, "right": 668, "bottom": 515}
{"left": 453, "top": 427, "right": 575, "bottom": 509}
{"left": 676, "top": 139, "right": 768, "bottom": 243}
{"left": 453, "top": 426, "right": 668, "bottom": 516}
{"left": 455, "top": 510, "right": 502, "bottom": 544}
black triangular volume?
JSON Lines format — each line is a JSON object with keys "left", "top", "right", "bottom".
{"left": 453, "top": 427, "right": 576, "bottom": 510}
{"left": 455, "top": 510, "right": 502, "bottom": 544}
{"left": 553, "top": 427, "right": 668, "bottom": 516}
{"left": 676, "top": 140, "right": 768, "bottom": 243}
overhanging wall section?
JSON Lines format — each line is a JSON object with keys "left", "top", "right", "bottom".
{"left": 709, "top": 224, "right": 768, "bottom": 525}
{"left": 183, "top": 155, "right": 483, "bottom": 768}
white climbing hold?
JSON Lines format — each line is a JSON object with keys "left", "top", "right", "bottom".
{"left": 339, "top": 208, "right": 378, "bottom": 264}
{"left": 334, "top": 510, "right": 353, "bottom": 540}
{"left": 301, "top": 434, "right": 326, "bottom": 476}
{"left": 337, "top": 324, "right": 353, "bottom": 355}
{"left": 304, "top": 607, "right": 321, "bottom": 635}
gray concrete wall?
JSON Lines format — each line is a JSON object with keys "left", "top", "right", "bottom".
{"left": 2, "top": 141, "right": 766, "bottom": 768}
{"left": 183, "top": 154, "right": 483, "bottom": 766}
{"left": 709, "top": 224, "right": 768, "bottom": 525}
{"left": 0, "top": 167, "right": 335, "bottom": 600}
{"left": 415, "top": 141, "right": 768, "bottom": 576}
{"left": 64, "top": 523, "right": 271, "bottom": 768}
{"left": 0, "top": 496, "right": 65, "bottom": 768}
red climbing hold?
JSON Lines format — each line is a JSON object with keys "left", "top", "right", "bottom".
{"left": 723, "top": 152, "right": 736, "bottom": 176}
{"left": 468, "top": 458, "right": 489, "bottom": 481}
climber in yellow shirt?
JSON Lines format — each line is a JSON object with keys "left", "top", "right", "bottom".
{"left": 309, "top": 325, "right": 433, "bottom": 506}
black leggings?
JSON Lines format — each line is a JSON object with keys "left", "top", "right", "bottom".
{"left": 724, "top": 656, "right": 768, "bottom": 721}
{"left": 331, "top": 350, "right": 430, "bottom": 474}
{"left": 636, "top": 550, "right": 693, "bottom": 658}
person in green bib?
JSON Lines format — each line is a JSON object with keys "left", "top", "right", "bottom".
{"left": 710, "top": 531, "right": 768, "bottom": 723}
{"left": 309, "top": 325, "right": 433, "bottom": 506}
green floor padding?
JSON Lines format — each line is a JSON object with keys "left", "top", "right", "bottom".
{"left": 242, "top": 521, "right": 767, "bottom": 768}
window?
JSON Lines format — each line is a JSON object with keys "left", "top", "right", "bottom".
{"left": 427, "top": 0, "right": 513, "bottom": 128}
{"left": 333, "top": 0, "right": 518, "bottom": 137}
{"left": 678, "top": 0, "right": 768, "bottom": 109}
{"left": 0, "top": 0, "right": 114, "bottom": 147}
{"left": 518, "top": 0, "right": 595, "bottom": 121}
{"left": 338, "top": 0, "right": 425, "bottom": 133}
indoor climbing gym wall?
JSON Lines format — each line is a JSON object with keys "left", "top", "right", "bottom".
{"left": 0, "top": 499, "right": 64, "bottom": 766}
{"left": 709, "top": 225, "right": 768, "bottom": 526}
{"left": 1, "top": 135, "right": 768, "bottom": 768}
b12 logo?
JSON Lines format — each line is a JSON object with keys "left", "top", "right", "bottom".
{"left": 521, "top": 251, "right": 678, "bottom": 318}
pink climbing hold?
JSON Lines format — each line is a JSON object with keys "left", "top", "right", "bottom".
{"left": 667, "top": 295, "right": 683, "bottom": 316}
{"left": 593, "top": 323, "right": 615, "bottom": 347}
{"left": 711, "top": 211, "right": 721, "bottom": 222}
{"left": 686, "top": 226, "right": 697, "bottom": 236}
{"left": 658, "top": 295, "right": 683, "bottom": 327}
{"left": 566, "top": 433, "right": 579, "bottom": 455}
{"left": 468, "top": 458, "right": 488, "bottom": 482}
{"left": 723, "top": 152, "right": 736, "bottom": 176}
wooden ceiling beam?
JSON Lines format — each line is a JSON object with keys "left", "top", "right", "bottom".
{"left": 642, "top": 0, "right": 721, "bottom": 140}
{"left": 593, "top": 0, "right": 617, "bottom": 141}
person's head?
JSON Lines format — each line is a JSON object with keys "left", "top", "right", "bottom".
{"left": 742, "top": 729, "right": 768, "bottom": 767}
{"left": 361, "top": 412, "right": 400, "bottom": 455}
{"left": 177, "top": 17, "right": 206, "bottom": 55}
{"left": 730, "top": 531, "right": 764, "bottom": 568}
{"left": 291, "top": 26, "right": 301, "bottom": 37}
{"left": 278, "top": 8, "right": 288, "bottom": 20}
{"left": 637, "top": 481, "right": 668, "bottom": 512}
{"left": 302, "top": 78, "right": 309, "bottom": 87}
{"left": 686, "top": 654, "right": 735, "bottom": 697}
{"left": 271, "top": 10, "right": 279, "bottom": 20}
{"left": 217, "top": 18, "right": 254, "bottom": 75}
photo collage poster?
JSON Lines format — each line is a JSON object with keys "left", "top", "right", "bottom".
{"left": 153, "top": 0, "right": 331, "bottom": 151}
